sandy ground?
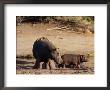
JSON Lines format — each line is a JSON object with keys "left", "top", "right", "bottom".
{"left": 16, "top": 23, "right": 94, "bottom": 74}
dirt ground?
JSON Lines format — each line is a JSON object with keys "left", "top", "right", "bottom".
{"left": 16, "top": 23, "right": 94, "bottom": 74}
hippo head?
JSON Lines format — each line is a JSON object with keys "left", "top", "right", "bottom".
{"left": 51, "top": 48, "right": 63, "bottom": 64}
{"left": 80, "top": 55, "right": 88, "bottom": 62}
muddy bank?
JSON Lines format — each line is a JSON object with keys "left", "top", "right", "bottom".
{"left": 16, "top": 56, "right": 94, "bottom": 74}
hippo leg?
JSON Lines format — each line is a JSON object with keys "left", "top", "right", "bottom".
{"left": 63, "top": 64, "right": 66, "bottom": 69}
{"left": 42, "top": 62, "right": 46, "bottom": 69}
{"left": 46, "top": 59, "right": 56, "bottom": 70}
{"left": 55, "top": 63, "right": 58, "bottom": 68}
{"left": 46, "top": 61, "right": 50, "bottom": 70}
{"left": 40, "top": 62, "right": 44, "bottom": 69}
{"left": 33, "top": 59, "right": 40, "bottom": 69}
{"left": 74, "top": 64, "right": 80, "bottom": 70}
{"left": 49, "top": 60, "right": 56, "bottom": 70}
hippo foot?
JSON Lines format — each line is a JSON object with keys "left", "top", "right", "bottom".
{"left": 46, "top": 59, "right": 57, "bottom": 70}
{"left": 32, "top": 67, "right": 38, "bottom": 69}
{"left": 32, "top": 65, "right": 39, "bottom": 69}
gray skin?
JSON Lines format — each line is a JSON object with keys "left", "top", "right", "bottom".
{"left": 58, "top": 54, "right": 88, "bottom": 69}
{"left": 32, "top": 37, "right": 63, "bottom": 69}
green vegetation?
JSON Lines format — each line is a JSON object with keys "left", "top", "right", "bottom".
{"left": 16, "top": 16, "right": 94, "bottom": 25}
{"left": 16, "top": 16, "right": 94, "bottom": 34}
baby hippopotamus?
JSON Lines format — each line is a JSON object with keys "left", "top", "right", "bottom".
{"left": 58, "top": 54, "right": 88, "bottom": 69}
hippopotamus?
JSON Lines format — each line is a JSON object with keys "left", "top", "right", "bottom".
{"left": 32, "top": 37, "right": 63, "bottom": 69}
{"left": 58, "top": 54, "right": 88, "bottom": 69}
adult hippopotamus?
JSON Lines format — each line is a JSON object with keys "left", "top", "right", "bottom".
{"left": 32, "top": 37, "right": 63, "bottom": 69}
